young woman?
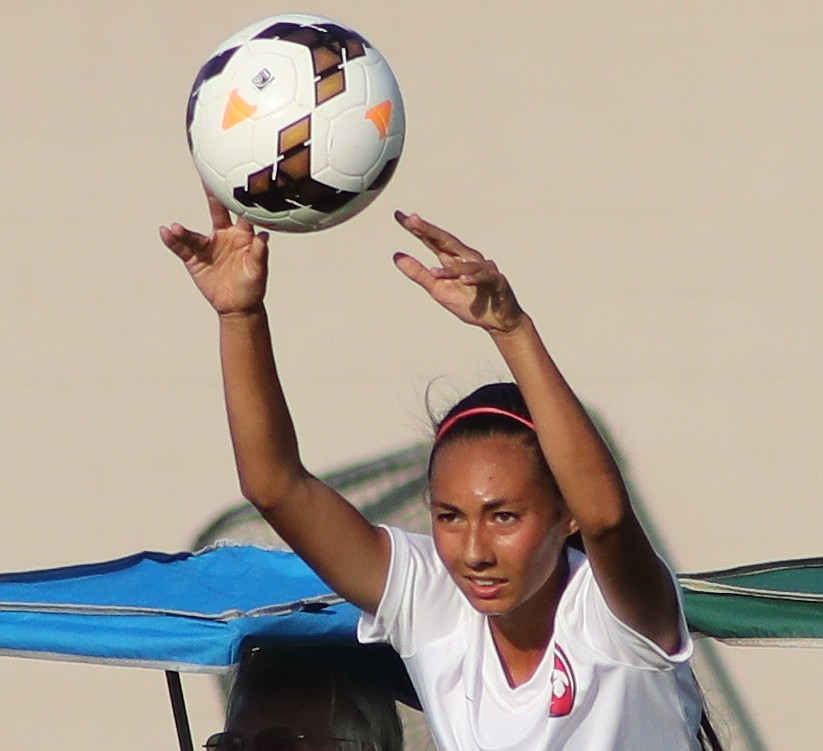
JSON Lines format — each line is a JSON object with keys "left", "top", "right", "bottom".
{"left": 160, "top": 194, "right": 718, "bottom": 750}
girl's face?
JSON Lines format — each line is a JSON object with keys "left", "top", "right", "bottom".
{"left": 429, "top": 435, "right": 575, "bottom": 627}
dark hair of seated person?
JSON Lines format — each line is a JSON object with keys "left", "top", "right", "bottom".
{"left": 212, "top": 643, "right": 407, "bottom": 751}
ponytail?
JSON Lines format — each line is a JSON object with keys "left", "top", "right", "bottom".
{"left": 695, "top": 674, "right": 725, "bottom": 750}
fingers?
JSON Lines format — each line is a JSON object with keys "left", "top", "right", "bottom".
{"left": 236, "top": 216, "right": 255, "bottom": 234}
{"left": 252, "top": 231, "right": 270, "bottom": 263}
{"left": 159, "top": 223, "right": 207, "bottom": 262}
{"left": 393, "top": 251, "right": 438, "bottom": 294}
{"left": 203, "top": 184, "right": 262, "bottom": 237}
{"left": 431, "top": 258, "right": 488, "bottom": 280}
{"left": 434, "top": 261, "right": 510, "bottom": 306}
{"left": 206, "top": 189, "right": 233, "bottom": 230}
{"left": 394, "top": 211, "right": 484, "bottom": 262}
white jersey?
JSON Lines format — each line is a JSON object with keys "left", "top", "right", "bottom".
{"left": 358, "top": 526, "right": 702, "bottom": 751}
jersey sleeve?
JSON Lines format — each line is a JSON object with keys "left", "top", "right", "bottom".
{"left": 564, "top": 556, "right": 694, "bottom": 670}
{"left": 357, "top": 525, "right": 462, "bottom": 657}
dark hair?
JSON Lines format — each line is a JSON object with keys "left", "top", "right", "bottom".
{"left": 700, "top": 712, "right": 724, "bottom": 750}
{"left": 697, "top": 682, "right": 726, "bottom": 751}
{"left": 228, "top": 644, "right": 404, "bottom": 751}
{"left": 429, "top": 382, "right": 546, "bottom": 477}
{"left": 429, "top": 382, "right": 584, "bottom": 551}
{"left": 431, "top": 383, "right": 532, "bottom": 446}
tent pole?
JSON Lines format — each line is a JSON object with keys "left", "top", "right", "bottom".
{"left": 166, "top": 670, "right": 195, "bottom": 751}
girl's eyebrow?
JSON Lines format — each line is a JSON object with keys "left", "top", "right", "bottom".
{"left": 429, "top": 499, "right": 459, "bottom": 510}
{"left": 480, "top": 498, "right": 507, "bottom": 510}
{"left": 430, "top": 498, "right": 509, "bottom": 511}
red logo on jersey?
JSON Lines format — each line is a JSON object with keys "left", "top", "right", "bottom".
{"left": 549, "top": 645, "right": 576, "bottom": 717}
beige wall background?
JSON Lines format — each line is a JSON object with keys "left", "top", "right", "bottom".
{"left": 1, "top": 1, "right": 821, "bottom": 748}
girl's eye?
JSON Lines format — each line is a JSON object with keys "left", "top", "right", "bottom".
{"left": 494, "top": 511, "right": 518, "bottom": 524}
{"left": 434, "top": 509, "right": 460, "bottom": 524}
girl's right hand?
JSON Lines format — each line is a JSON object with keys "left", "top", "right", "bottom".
{"left": 393, "top": 211, "right": 524, "bottom": 334}
{"left": 160, "top": 189, "right": 270, "bottom": 316}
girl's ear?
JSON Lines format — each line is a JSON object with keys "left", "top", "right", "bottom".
{"left": 564, "top": 513, "right": 579, "bottom": 538}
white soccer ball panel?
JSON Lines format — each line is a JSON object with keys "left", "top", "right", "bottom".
{"left": 326, "top": 108, "right": 386, "bottom": 179}
{"left": 194, "top": 99, "right": 259, "bottom": 176}
{"left": 227, "top": 50, "right": 301, "bottom": 118}
{"left": 365, "top": 66, "right": 406, "bottom": 139}
{"left": 193, "top": 159, "right": 234, "bottom": 214}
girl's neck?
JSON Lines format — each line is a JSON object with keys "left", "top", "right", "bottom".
{"left": 488, "top": 552, "right": 570, "bottom": 688}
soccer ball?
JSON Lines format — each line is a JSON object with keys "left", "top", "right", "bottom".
{"left": 186, "top": 13, "right": 405, "bottom": 232}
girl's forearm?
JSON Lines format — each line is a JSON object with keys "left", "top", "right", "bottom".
{"left": 490, "top": 316, "right": 630, "bottom": 535}
{"left": 219, "top": 306, "right": 305, "bottom": 507}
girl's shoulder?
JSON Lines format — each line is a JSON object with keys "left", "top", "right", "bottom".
{"left": 379, "top": 525, "right": 458, "bottom": 603}
{"left": 381, "top": 525, "right": 439, "bottom": 563}
{"left": 359, "top": 526, "right": 472, "bottom": 654}
{"left": 556, "top": 549, "right": 694, "bottom": 670}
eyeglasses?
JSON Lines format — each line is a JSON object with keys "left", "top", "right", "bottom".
{"left": 204, "top": 728, "right": 368, "bottom": 751}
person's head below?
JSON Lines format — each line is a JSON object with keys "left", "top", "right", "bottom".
{"left": 206, "top": 644, "right": 404, "bottom": 751}
{"left": 426, "top": 382, "right": 582, "bottom": 623}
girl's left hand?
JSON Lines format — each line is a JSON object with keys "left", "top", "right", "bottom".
{"left": 393, "top": 212, "right": 524, "bottom": 333}
{"left": 160, "top": 189, "right": 269, "bottom": 316}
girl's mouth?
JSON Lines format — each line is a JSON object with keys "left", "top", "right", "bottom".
{"left": 464, "top": 576, "right": 506, "bottom": 600}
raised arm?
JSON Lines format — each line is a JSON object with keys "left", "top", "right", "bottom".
{"left": 393, "top": 211, "right": 681, "bottom": 653}
{"left": 160, "top": 193, "right": 389, "bottom": 614}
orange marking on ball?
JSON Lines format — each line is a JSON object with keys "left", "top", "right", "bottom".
{"left": 365, "top": 100, "right": 393, "bottom": 139}
{"left": 222, "top": 89, "right": 257, "bottom": 130}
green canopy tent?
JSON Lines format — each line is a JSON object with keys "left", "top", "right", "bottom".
{"left": 681, "top": 557, "right": 823, "bottom": 647}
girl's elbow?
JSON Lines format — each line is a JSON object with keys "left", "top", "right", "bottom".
{"left": 238, "top": 466, "right": 310, "bottom": 514}
{"left": 577, "top": 502, "right": 635, "bottom": 542}
{"left": 238, "top": 477, "right": 262, "bottom": 507}
{"left": 237, "top": 475, "right": 285, "bottom": 513}
{"left": 573, "top": 481, "right": 632, "bottom": 538}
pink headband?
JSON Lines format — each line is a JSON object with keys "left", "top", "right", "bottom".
{"left": 434, "top": 406, "right": 536, "bottom": 446}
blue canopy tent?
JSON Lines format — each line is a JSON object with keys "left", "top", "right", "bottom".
{"left": 0, "top": 543, "right": 416, "bottom": 751}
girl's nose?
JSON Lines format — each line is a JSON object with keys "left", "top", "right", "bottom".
{"left": 463, "top": 523, "right": 494, "bottom": 568}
